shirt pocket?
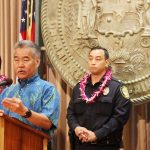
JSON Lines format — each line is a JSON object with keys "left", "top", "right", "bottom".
{"left": 96, "top": 97, "right": 113, "bottom": 116}
{"left": 74, "top": 98, "right": 86, "bottom": 115}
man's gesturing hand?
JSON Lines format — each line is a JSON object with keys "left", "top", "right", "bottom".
{"left": 2, "top": 97, "right": 27, "bottom": 116}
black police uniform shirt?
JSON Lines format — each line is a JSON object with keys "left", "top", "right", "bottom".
{"left": 67, "top": 76, "right": 131, "bottom": 144}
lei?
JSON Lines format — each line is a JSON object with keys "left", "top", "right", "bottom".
{"left": 79, "top": 68, "right": 112, "bottom": 103}
{"left": 0, "top": 75, "right": 7, "bottom": 94}
{"left": 0, "top": 75, "right": 7, "bottom": 82}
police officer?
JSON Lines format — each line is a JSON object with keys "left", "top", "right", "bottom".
{"left": 67, "top": 46, "right": 131, "bottom": 150}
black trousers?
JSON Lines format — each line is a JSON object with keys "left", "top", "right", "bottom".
{"left": 48, "top": 141, "right": 52, "bottom": 150}
{"left": 75, "top": 143, "right": 119, "bottom": 150}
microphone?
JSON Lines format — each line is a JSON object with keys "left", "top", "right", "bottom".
{"left": 0, "top": 78, "right": 13, "bottom": 86}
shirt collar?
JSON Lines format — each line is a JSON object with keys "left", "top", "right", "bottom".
{"left": 87, "top": 74, "right": 104, "bottom": 87}
{"left": 18, "top": 74, "right": 39, "bottom": 87}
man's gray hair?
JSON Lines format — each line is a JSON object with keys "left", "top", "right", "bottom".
{"left": 14, "top": 40, "right": 41, "bottom": 58}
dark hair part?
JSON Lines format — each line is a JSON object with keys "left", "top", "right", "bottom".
{"left": 14, "top": 40, "right": 41, "bottom": 58}
{"left": 90, "top": 46, "right": 109, "bottom": 59}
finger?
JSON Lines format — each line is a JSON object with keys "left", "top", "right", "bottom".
{"left": 2, "top": 103, "right": 12, "bottom": 110}
{"left": 0, "top": 109, "right": 4, "bottom": 116}
{"left": 79, "top": 133, "right": 88, "bottom": 141}
{"left": 0, "top": 112, "right": 4, "bottom": 116}
{"left": 12, "top": 97, "right": 22, "bottom": 103}
{"left": 0, "top": 109, "right": 4, "bottom": 112}
{"left": 2, "top": 100, "right": 14, "bottom": 107}
{"left": 81, "top": 137, "right": 88, "bottom": 143}
{"left": 77, "top": 131, "right": 84, "bottom": 137}
{"left": 2, "top": 98, "right": 20, "bottom": 106}
{"left": 2, "top": 98, "right": 18, "bottom": 104}
{"left": 2, "top": 100, "right": 18, "bottom": 110}
{"left": 79, "top": 133, "right": 84, "bottom": 140}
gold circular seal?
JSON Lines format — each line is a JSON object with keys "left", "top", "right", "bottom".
{"left": 41, "top": 0, "right": 150, "bottom": 105}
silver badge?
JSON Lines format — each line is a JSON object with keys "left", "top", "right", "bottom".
{"left": 103, "top": 87, "right": 109, "bottom": 95}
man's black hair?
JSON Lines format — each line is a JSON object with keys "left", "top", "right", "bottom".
{"left": 90, "top": 46, "right": 109, "bottom": 59}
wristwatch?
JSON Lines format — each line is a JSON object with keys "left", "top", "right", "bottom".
{"left": 22, "top": 108, "right": 32, "bottom": 118}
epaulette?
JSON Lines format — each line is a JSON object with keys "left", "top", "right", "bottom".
{"left": 111, "top": 77, "right": 122, "bottom": 84}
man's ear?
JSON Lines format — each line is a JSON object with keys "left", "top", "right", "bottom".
{"left": 105, "top": 59, "right": 109, "bottom": 68}
{"left": 36, "top": 57, "right": 41, "bottom": 67}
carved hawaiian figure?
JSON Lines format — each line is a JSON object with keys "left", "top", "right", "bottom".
{"left": 146, "top": 0, "right": 150, "bottom": 27}
{"left": 78, "top": 0, "right": 97, "bottom": 38}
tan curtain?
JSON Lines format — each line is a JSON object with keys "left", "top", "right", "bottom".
{"left": 123, "top": 104, "right": 150, "bottom": 150}
{"left": 0, "top": 0, "right": 21, "bottom": 81}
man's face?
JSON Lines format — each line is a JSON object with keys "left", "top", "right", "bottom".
{"left": 14, "top": 48, "right": 40, "bottom": 80}
{"left": 88, "top": 49, "right": 109, "bottom": 75}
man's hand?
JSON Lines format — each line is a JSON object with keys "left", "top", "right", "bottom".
{"left": 2, "top": 97, "right": 52, "bottom": 130}
{"left": 74, "top": 126, "right": 88, "bottom": 142}
{"left": 74, "top": 126, "right": 87, "bottom": 137}
{"left": 74, "top": 127, "right": 97, "bottom": 143}
{"left": 85, "top": 130, "right": 97, "bottom": 142}
{"left": 2, "top": 97, "right": 27, "bottom": 116}
{"left": 0, "top": 110, "right": 4, "bottom": 116}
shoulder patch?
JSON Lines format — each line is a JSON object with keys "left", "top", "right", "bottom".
{"left": 120, "top": 86, "right": 130, "bottom": 99}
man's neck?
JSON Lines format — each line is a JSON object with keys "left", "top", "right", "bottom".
{"left": 91, "top": 71, "right": 106, "bottom": 85}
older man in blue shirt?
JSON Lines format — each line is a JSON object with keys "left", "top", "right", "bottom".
{"left": 0, "top": 40, "right": 60, "bottom": 149}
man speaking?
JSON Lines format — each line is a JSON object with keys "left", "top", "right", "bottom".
{"left": 0, "top": 40, "right": 60, "bottom": 150}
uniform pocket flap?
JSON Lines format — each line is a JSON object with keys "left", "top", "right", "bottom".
{"left": 101, "top": 97, "right": 112, "bottom": 103}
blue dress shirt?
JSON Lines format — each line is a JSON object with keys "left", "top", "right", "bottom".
{"left": 0, "top": 74, "right": 60, "bottom": 136}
